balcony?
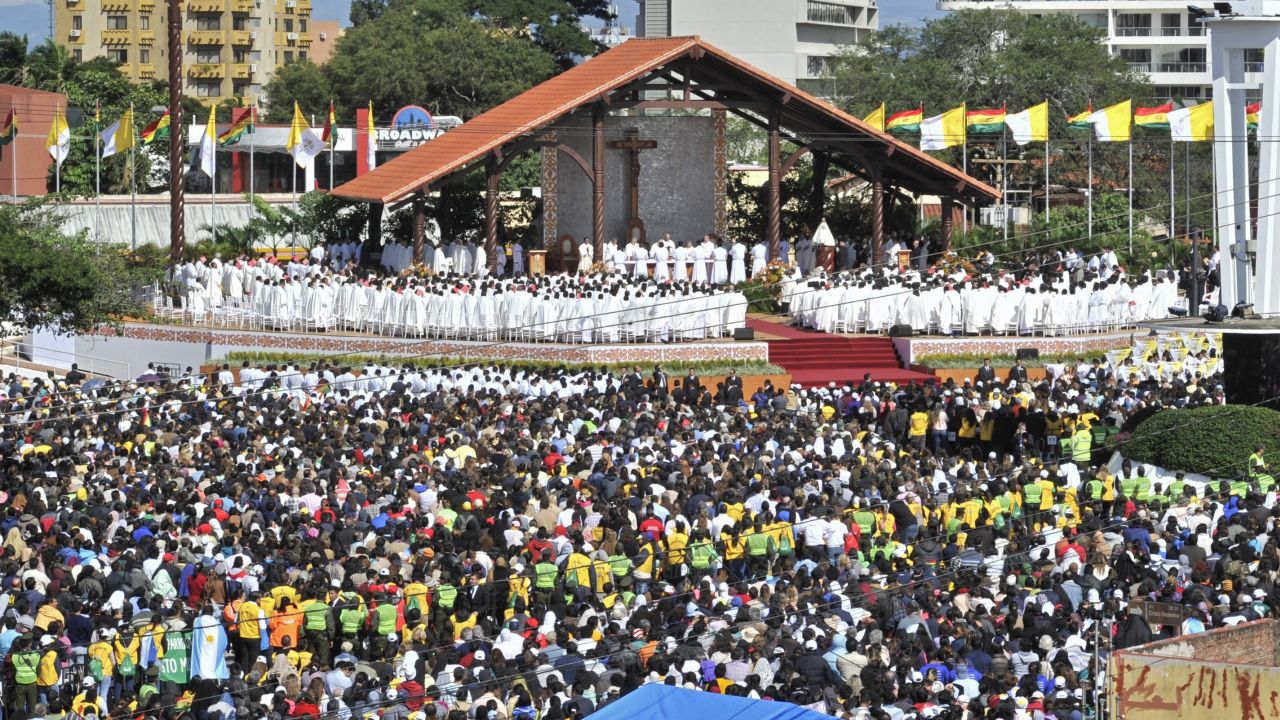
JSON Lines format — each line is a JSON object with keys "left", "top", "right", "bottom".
{"left": 188, "top": 30, "right": 225, "bottom": 45}
{"left": 102, "top": 29, "right": 132, "bottom": 45}
{"left": 231, "top": 30, "right": 253, "bottom": 45}
{"left": 189, "top": 63, "right": 225, "bottom": 78}
{"left": 137, "top": 64, "right": 156, "bottom": 78}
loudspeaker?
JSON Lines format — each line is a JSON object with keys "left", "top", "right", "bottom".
{"left": 733, "top": 327, "right": 755, "bottom": 341}
{"left": 1016, "top": 348, "right": 1040, "bottom": 361}
{"left": 889, "top": 324, "right": 913, "bottom": 337}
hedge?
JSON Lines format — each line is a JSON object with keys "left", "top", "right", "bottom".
{"left": 1120, "top": 404, "right": 1280, "bottom": 477}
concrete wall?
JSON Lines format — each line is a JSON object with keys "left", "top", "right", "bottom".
{"left": 555, "top": 114, "right": 716, "bottom": 247}
{"left": 1110, "top": 620, "right": 1280, "bottom": 720}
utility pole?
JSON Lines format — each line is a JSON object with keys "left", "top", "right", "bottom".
{"left": 168, "top": 0, "right": 185, "bottom": 260}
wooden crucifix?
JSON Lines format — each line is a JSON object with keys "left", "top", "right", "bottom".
{"left": 610, "top": 127, "right": 658, "bottom": 243}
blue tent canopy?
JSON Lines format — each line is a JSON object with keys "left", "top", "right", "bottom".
{"left": 588, "top": 684, "right": 831, "bottom": 720}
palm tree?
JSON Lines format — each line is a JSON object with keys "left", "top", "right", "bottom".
{"left": 23, "top": 40, "right": 79, "bottom": 95}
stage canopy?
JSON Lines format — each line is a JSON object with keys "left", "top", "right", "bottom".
{"left": 588, "top": 684, "right": 833, "bottom": 720}
{"left": 333, "top": 36, "right": 998, "bottom": 269}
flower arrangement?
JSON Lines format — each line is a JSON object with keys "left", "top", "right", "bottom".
{"left": 398, "top": 263, "right": 437, "bottom": 280}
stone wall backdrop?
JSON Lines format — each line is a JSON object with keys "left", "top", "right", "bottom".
{"left": 554, "top": 114, "right": 717, "bottom": 246}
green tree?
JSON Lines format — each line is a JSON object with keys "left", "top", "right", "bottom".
{"left": 0, "top": 33, "right": 28, "bottom": 86}
{"left": 0, "top": 201, "right": 160, "bottom": 332}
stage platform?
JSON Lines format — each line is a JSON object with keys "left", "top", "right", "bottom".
{"left": 69, "top": 321, "right": 770, "bottom": 378}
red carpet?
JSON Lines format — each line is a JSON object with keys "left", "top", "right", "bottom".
{"left": 749, "top": 318, "right": 937, "bottom": 388}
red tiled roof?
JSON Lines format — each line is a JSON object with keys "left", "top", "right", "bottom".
{"left": 333, "top": 37, "right": 999, "bottom": 205}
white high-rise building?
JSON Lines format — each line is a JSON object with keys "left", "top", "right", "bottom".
{"left": 936, "top": 1, "right": 1264, "bottom": 99}
{"left": 638, "top": 0, "right": 879, "bottom": 92}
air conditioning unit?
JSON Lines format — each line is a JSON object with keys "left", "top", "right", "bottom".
{"left": 249, "top": 63, "right": 257, "bottom": 72}
{"left": 70, "top": 29, "right": 81, "bottom": 38}
{"left": 286, "top": 32, "right": 297, "bottom": 40}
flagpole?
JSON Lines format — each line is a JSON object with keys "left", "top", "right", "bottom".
{"left": 1044, "top": 100, "right": 1051, "bottom": 224}
{"left": 94, "top": 101, "right": 101, "bottom": 242}
{"left": 1127, "top": 135, "right": 1134, "bottom": 253}
{"left": 249, "top": 103, "right": 256, "bottom": 200}
{"left": 130, "top": 105, "right": 137, "bottom": 250}
{"left": 211, "top": 111, "right": 217, "bottom": 247}
{"left": 9, "top": 102, "right": 16, "bottom": 202}
{"left": 1001, "top": 126, "right": 1009, "bottom": 243}
{"left": 1087, "top": 131, "right": 1094, "bottom": 239}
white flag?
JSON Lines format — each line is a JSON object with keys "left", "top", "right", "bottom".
{"left": 199, "top": 108, "right": 217, "bottom": 179}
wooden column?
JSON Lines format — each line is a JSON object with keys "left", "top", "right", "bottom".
{"left": 365, "top": 203, "right": 383, "bottom": 267}
{"left": 871, "top": 169, "right": 885, "bottom": 268}
{"left": 412, "top": 190, "right": 426, "bottom": 265}
{"left": 941, "top": 196, "right": 954, "bottom": 252}
{"left": 485, "top": 159, "right": 500, "bottom": 273}
{"left": 592, "top": 104, "right": 606, "bottom": 261}
{"left": 766, "top": 111, "right": 781, "bottom": 261}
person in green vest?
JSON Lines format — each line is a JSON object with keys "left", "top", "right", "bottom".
{"left": 9, "top": 637, "right": 41, "bottom": 714}
{"left": 744, "top": 519, "right": 776, "bottom": 578}
{"left": 1070, "top": 426, "right": 1092, "bottom": 465}
{"left": 302, "top": 591, "right": 332, "bottom": 668}
{"left": 533, "top": 550, "right": 560, "bottom": 605}
{"left": 368, "top": 593, "right": 398, "bottom": 659}
{"left": 688, "top": 530, "right": 719, "bottom": 580}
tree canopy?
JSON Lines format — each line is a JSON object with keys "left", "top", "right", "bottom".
{"left": 0, "top": 202, "right": 161, "bottom": 333}
{"left": 830, "top": 9, "right": 1150, "bottom": 123}
{"left": 267, "top": 0, "right": 610, "bottom": 123}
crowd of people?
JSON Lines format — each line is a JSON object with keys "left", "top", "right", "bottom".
{"left": 0, "top": 315, "right": 1265, "bottom": 720}
{"left": 172, "top": 259, "right": 749, "bottom": 343}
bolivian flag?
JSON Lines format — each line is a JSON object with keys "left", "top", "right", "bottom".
{"left": 1067, "top": 105, "right": 1093, "bottom": 130}
{"left": 965, "top": 107, "right": 1006, "bottom": 133}
{"left": 0, "top": 109, "right": 15, "bottom": 146}
{"left": 1247, "top": 102, "right": 1261, "bottom": 130}
{"left": 218, "top": 106, "right": 255, "bottom": 146}
{"left": 1134, "top": 102, "right": 1174, "bottom": 129}
{"left": 141, "top": 111, "right": 171, "bottom": 144}
{"left": 885, "top": 108, "right": 923, "bottom": 134}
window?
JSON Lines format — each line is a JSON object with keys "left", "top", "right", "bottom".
{"left": 195, "top": 81, "right": 221, "bottom": 97}
{"left": 72, "top": 15, "right": 82, "bottom": 29}
{"left": 1120, "top": 48, "right": 1151, "bottom": 71}
{"left": 806, "top": 1, "right": 854, "bottom": 25}
{"left": 140, "top": 48, "right": 150, "bottom": 63}
{"left": 284, "top": 18, "right": 293, "bottom": 32}
{"left": 108, "top": 48, "right": 128, "bottom": 64}
{"left": 1115, "top": 14, "right": 1151, "bottom": 37}
{"left": 283, "top": 50, "right": 293, "bottom": 63}
{"left": 195, "top": 15, "right": 221, "bottom": 30}
{"left": 106, "top": 15, "right": 128, "bottom": 30}
{"left": 196, "top": 48, "right": 221, "bottom": 63}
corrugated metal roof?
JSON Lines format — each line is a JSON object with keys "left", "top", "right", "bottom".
{"left": 332, "top": 37, "right": 999, "bottom": 205}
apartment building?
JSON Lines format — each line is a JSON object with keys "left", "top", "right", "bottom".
{"left": 936, "top": 1, "right": 1265, "bottom": 99}
{"left": 638, "top": 0, "right": 879, "bottom": 91}
{"left": 55, "top": 0, "right": 314, "bottom": 105}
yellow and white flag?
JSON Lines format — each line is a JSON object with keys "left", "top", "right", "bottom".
{"left": 101, "top": 107, "right": 135, "bottom": 158}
